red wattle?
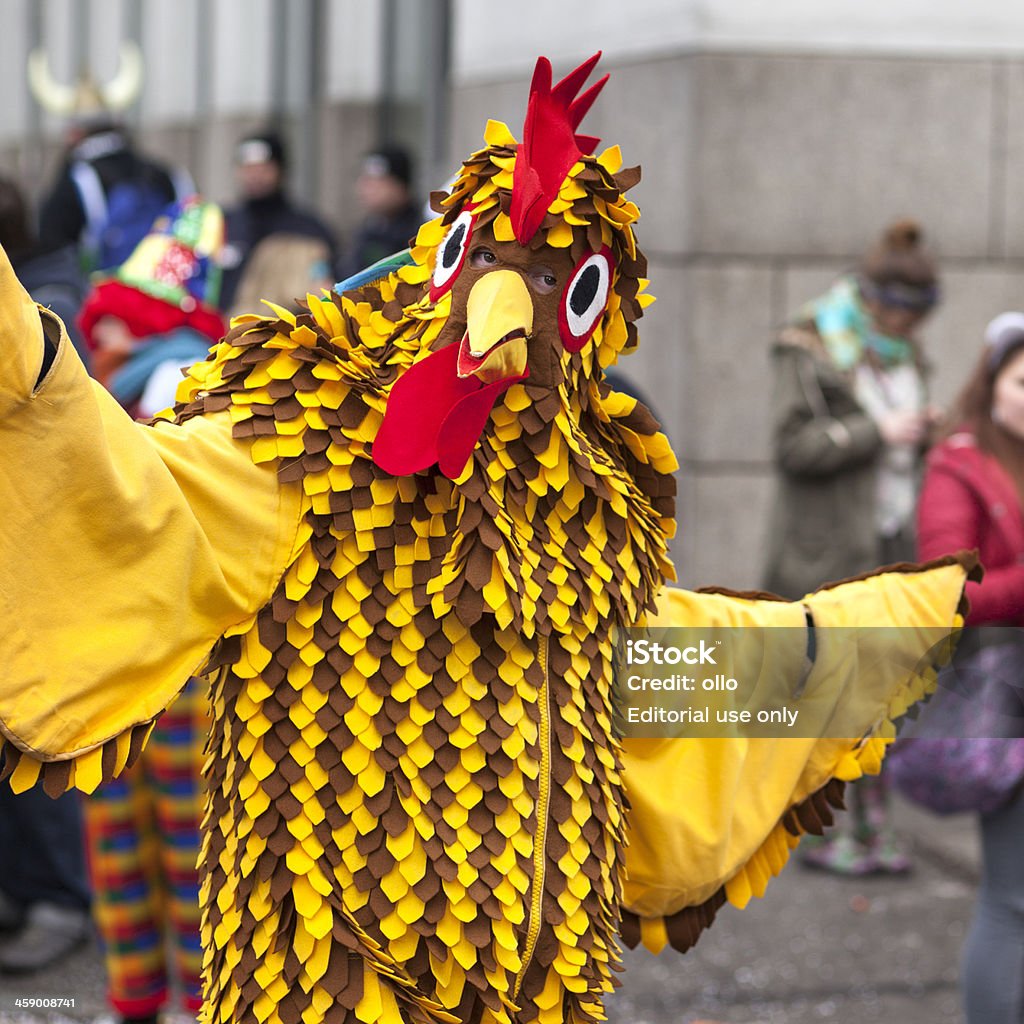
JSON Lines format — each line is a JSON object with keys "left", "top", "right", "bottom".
{"left": 372, "top": 343, "right": 526, "bottom": 479}
{"left": 437, "top": 377, "right": 519, "bottom": 479}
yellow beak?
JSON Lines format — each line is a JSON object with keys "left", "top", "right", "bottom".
{"left": 457, "top": 270, "right": 533, "bottom": 383}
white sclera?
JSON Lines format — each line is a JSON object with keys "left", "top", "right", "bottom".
{"left": 563, "top": 252, "right": 611, "bottom": 341}
{"left": 432, "top": 210, "right": 476, "bottom": 294}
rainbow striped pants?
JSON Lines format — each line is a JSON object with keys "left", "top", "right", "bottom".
{"left": 84, "top": 678, "right": 208, "bottom": 1017}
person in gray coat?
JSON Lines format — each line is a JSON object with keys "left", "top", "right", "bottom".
{"left": 763, "top": 218, "right": 941, "bottom": 875}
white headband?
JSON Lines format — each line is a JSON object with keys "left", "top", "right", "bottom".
{"left": 985, "top": 311, "right": 1024, "bottom": 371}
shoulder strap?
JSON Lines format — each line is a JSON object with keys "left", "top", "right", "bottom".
{"left": 170, "top": 166, "right": 196, "bottom": 201}
{"left": 794, "top": 348, "right": 831, "bottom": 422}
{"left": 68, "top": 160, "right": 108, "bottom": 253}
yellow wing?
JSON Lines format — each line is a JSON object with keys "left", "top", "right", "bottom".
{"left": 0, "top": 242, "right": 302, "bottom": 795}
{"left": 620, "top": 557, "right": 976, "bottom": 954}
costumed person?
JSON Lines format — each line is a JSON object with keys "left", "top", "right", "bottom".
{"left": 219, "top": 130, "right": 339, "bottom": 314}
{"left": 82, "top": 683, "right": 208, "bottom": 1024}
{"left": 763, "top": 219, "right": 941, "bottom": 876}
{"left": 76, "top": 197, "right": 224, "bottom": 1023}
{"left": 0, "top": 54, "right": 976, "bottom": 1024}
{"left": 30, "top": 43, "right": 194, "bottom": 275}
{"left": 339, "top": 145, "right": 423, "bottom": 281}
{"left": 78, "top": 196, "right": 226, "bottom": 418}
{"left": 0, "top": 175, "right": 92, "bottom": 976}
{"left": 915, "top": 312, "right": 1024, "bottom": 1024}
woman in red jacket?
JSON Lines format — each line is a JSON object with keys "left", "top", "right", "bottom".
{"left": 917, "top": 311, "right": 1024, "bottom": 1024}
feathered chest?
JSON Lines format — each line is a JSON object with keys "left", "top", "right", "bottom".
{"left": 205, "top": 544, "right": 625, "bottom": 1019}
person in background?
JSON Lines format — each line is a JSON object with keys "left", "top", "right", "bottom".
{"left": 340, "top": 144, "right": 422, "bottom": 278}
{"left": 38, "top": 118, "right": 192, "bottom": 277}
{"left": 916, "top": 312, "right": 1024, "bottom": 1024}
{"left": 763, "top": 218, "right": 942, "bottom": 875}
{"left": 30, "top": 42, "right": 193, "bottom": 275}
{"left": 0, "top": 176, "right": 92, "bottom": 975}
{"left": 0, "top": 174, "right": 89, "bottom": 365}
{"left": 0, "top": 784, "right": 91, "bottom": 975}
{"left": 219, "top": 130, "right": 338, "bottom": 313}
{"left": 225, "top": 232, "right": 335, "bottom": 323}
{"left": 75, "top": 197, "right": 222, "bottom": 1024}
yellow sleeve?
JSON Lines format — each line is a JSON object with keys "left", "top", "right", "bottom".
{"left": 619, "top": 558, "right": 975, "bottom": 955}
{"left": 0, "top": 244, "right": 303, "bottom": 793}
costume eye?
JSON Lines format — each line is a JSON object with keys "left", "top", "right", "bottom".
{"left": 529, "top": 265, "right": 558, "bottom": 295}
{"left": 430, "top": 209, "right": 476, "bottom": 301}
{"left": 470, "top": 247, "right": 498, "bottom": 268}
{"left": 558, "top": 249, "right": 613, "bottom": 352}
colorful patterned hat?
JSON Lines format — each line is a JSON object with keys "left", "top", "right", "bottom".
{"left": 115, "top": 195, "right": 224, "bottom": 310}
{"left": 79, "top": 196, "right": 226, "bottom": 348}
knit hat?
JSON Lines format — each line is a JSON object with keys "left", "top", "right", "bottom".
{"left": 858, "top": 218, "right": 940, "bottom": 312}
{"left": 79, "top": 196, "right": 226, "bottom": 349}
{"left": 362, "top": 145, "right": 413, "bottom": 187}
{"left": 236, "top": 131, "right": 287, "bottom": 170}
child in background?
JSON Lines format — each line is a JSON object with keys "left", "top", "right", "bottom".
{"left": 79, "top": 196, "right": 225, "bottom": 418}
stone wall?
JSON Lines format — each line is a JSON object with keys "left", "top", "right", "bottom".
{"left": 453, "top": 49, "right": 1024, "bottom": 590}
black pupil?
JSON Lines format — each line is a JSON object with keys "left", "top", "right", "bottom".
{"left": 570, "top": 265, "right": 600, "bottom": 316}
{"left": 442, "top": 223, "right": 466, "bottom": 268}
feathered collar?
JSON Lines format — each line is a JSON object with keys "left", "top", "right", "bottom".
{"left": 170, "top": 290, "right": 676, "bottom": 640}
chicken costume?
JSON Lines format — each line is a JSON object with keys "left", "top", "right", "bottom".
{"left": 0, "top": 54, "right": 976, "bottom": 1024}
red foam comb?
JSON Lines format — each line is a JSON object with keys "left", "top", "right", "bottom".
{"left": 510, "top": 52, "right": 609, "bottom": 244}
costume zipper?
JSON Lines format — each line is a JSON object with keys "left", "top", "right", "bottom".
{"left": 513, "top": 634, "right": 551, "bottom": 1001}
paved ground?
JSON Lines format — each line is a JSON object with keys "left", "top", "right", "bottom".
{"left": 0, "top": 798, "right": 980, "bottom": 1024}
{"left": 606, "top": 801, "right": 978, "bottom": 1024}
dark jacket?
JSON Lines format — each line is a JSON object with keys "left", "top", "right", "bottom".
{"left": 38, "top": 129, "right": 181, "bottom": 257}
{"left": 220, "top": 192, "right": 339, "bottom": 311}
{"left": 762, "top": 324, "right": 885, "bottom": 599}
{"left": 918, "top": 433, "right": 1024, "bottom": 626}
{"left": 12, "top": 245, "right": 88, "bottom": 366}
{"left": 339, "top": 201, "right": 423, "bottom": 280}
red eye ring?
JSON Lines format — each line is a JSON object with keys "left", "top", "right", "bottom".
{"left": 558, "top": 247, "right": 614, "bottom": 353}
{"left": 430, "top": 208, "right": 477, "bottom": 302}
